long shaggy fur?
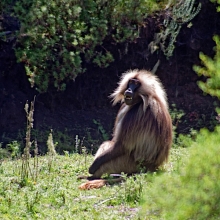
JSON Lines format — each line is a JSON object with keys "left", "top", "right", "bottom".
{"left": 111, "top": 70, "right": 172, "bottom": 167}
{"left": 79, "top": 69, "right": 172, "bottom": 190}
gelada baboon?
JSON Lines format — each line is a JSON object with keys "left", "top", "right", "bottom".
{"left": 79, "top": 69, "right": 172, "bottom": 190}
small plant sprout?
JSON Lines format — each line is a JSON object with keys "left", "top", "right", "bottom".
{"left": 47, "top": 130, "right": 57, "bottom": 172}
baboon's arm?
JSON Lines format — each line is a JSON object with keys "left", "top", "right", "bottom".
{"left": 89, "top": 142, "right": 125, "bottom": 174}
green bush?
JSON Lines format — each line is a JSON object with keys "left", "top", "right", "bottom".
{"left": 194, "top": 35, "right": 220, "bottom": 99}
{"left": 0, "top": 0, "right": 9, "bottom": 14}
{"left": 193, "top": 0, "right": 220, "bottom": 115}
{"left": 140, "top": 127, "right": 220, "bottom": 219}
{"left": 13, "top": 0, "right": 160, "bottom": 92}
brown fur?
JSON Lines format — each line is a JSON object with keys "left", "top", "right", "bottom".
{"left": 79, "top": 70, "right": 172, "bottom": 190}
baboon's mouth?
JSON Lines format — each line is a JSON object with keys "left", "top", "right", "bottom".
{"left": 124, "top": 96, "right": 132, "bottom": 100}
{"left": 124, "top": 95, "right": 134, "bottom": 105}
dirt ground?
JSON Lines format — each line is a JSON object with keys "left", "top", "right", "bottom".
{"left": 0, "top": 0, "right": 220, "bottom": 153}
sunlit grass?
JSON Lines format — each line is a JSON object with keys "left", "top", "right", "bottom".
{"left": 0, "top": 147, "right": 187, "bottom": 219}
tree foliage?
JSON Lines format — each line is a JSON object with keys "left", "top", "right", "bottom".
{"left": 13, "top": 0, "right": 160, "bottom": 92}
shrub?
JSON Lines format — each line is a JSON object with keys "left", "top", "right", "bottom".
{"left": 140, "top": 127, "right": 220, "bottom": 219}
{"left": 13, "top": 0, "right": 160, "bottom": 92}
{"left": 193, "top": 0, "right": 220, "bottom": 109}
{"left": 0, "top": 0, "right": 9, "bottom": 14}
{"left": 149, "top": 0, "right": 201, "bottom": 59}
{"left": 194, "top": 35, "right": 220, "bottom": 99}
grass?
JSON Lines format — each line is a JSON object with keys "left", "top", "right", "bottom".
{"left": 0, "top": 147, "right": 187, "bottom": 219}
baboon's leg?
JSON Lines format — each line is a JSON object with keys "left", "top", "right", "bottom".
{"left": 92, "top": 154, "right": 138, "bottom": 178}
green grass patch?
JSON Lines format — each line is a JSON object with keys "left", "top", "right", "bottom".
{"left": 0, "top": 147, "right": 187, "bottom": 219}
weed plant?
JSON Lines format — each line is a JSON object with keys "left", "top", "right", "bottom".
{"left": 21, "top": 99, "right": 36, "bottom": 186}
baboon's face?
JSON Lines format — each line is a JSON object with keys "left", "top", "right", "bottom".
{"left": 124, "top": 78, "right": 141, "bottom": 105}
